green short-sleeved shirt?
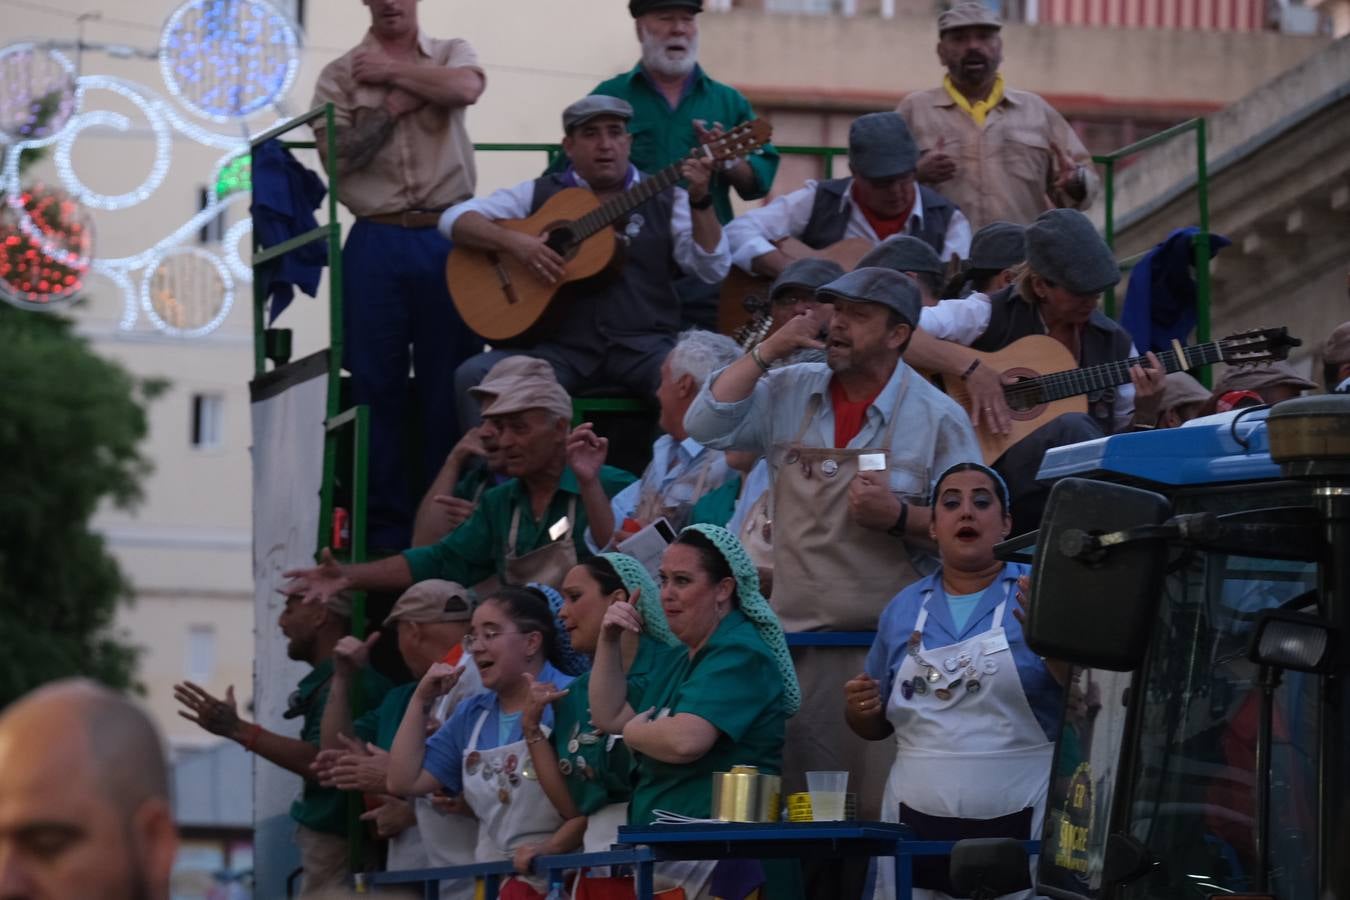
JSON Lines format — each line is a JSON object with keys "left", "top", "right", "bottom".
{"left": 627, "top": 609, "right": 786, "bottom": 827}
{"left": 688, "top": 475, "right": 741, "bottom": 528}
{"left": 402, "top": 466, "right": 637, "bottom": 586}
{"left": 290, "top": 660, "right": 393, "bottom": 835}
{"left": 582, "top": 65, "right": 779, "bottom": 225}
{"left": 551, "top": 637, "right": 684, "bottom": 815}
{"left": 353, "top": 681, "right": 417, "bottom": 750}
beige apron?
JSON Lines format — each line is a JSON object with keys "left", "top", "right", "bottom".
{"left": 633, "top": 448, "right": 717, "bottom": 533}
{"left": 501, "top": 496, "right": 578, "bottom": 590}
{"left": 770, "top": 367, "right": 930, "bottom": 820}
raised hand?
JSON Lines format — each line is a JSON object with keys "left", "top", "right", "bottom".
{"left": 281, "top": 547, "right": 351, "bottom": 606}
{"left": 600, "top": 586, "right": 645, "bottom": 641}
{"left": 415, "top": 661, "right": 464, "bottom": 704}
{"left": 844, "top": 672, "right": 883, "bottom": 718}
{"left": 522, "top": 672, "right": 569, "bottom": 735}
{"left": 565, "top": 422, "right": 609, "bottom": 485}
{"left": 757, "top": 310, "right": 827, "bottom": 364}
{"left": 333, "top": 631, "right": 380, "bottom": 679}
{"left": 174, "top": 682, "right": 242, "bottom": 739}
{"left": 916, "top": 137, "right": 956, "bottom": 185}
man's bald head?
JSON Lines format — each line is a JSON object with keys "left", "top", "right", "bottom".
{"left": 0, "top": 679, "right": 176, "bottom": 900}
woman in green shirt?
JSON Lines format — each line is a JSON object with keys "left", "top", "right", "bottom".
{"left": 590, "top": 525, "right": 802, "bottom": 899}
{"left": 517, "top": 554, "right": 682, "bottom": 874}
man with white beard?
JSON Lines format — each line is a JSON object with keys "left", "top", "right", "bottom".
{"left": 589, "top": 0, "right": 779, "bottom": 227}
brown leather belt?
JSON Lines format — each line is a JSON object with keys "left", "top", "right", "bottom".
{"left": 360, "top": 209, "right": 446, "bottom": 229}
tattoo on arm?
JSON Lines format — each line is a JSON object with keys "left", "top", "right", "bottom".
{"left": 335, "top": 107, "right": 395, "bottom": 173}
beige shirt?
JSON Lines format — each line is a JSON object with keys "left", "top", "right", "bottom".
{"left": 312, "top": 31, "right": 481, "bottom": 217}
{"left": 897, "top": 85, "right": 1100, "bottom": 230}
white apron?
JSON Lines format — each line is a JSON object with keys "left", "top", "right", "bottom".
{"left": 873, "top": 585, "right": 1054, "bottom": 900}
{"left": 462, "top": 708, "right": 564, "bottom": 892}
{"left": 417, "top": 655, "right": 485, "bottom": 900}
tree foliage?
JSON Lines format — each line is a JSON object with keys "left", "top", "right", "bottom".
{"left": 0, "top": 303, "right": 163, "bottom": 707}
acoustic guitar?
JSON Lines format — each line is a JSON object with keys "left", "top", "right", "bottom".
{"left": 447, "top": 119, "right": 773, "bottom": 342}
{"left": 919, "top": 327, "right": 1299, "bottom": 464}
{"left": 716, "top": 236, "right": 873, "bottom": 337}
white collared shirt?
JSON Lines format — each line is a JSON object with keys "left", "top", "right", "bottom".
{"left": 724, "top": 177, "right": 972, "bottom": 273}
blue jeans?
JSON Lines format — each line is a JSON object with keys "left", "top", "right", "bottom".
{"left": 342, "top": 220, "right": 480, "bottom": 549}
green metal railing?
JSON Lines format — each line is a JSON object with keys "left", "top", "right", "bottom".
{"left": 1095, "top": 117, "right": 1212, "bottom": 381}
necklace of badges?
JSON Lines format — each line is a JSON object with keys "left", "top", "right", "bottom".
{"left": 900, "top": 629, "right": 1000, "bottom": 703}
{"left": 557, "top": 720, "right": 603, "bottom": 780}
{"left": 465, "top": 748, "right": 533, "bottom": 805}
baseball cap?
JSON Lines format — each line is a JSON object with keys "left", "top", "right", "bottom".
{"left": 479, "top": 372, "right": 574, "bottom": 420}
{"left": 383, "top": 580, "right": 474, "bottom": 627}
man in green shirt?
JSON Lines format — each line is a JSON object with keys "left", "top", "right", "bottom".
{"left": 174, "top": 593, "right": 390, "bottom": 895}
{"left": 284, "top": 372, "right": 636, "bottom": 601}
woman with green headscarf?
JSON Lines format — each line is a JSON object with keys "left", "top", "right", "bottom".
{"left": 516, "top": 553, "right": 684, "bottom": 875}
{"left": 591, "top": 524, "right": 803, "bottom": 900}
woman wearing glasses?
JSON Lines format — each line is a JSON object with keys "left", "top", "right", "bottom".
{"left": 388, "top": 586, "right": 576, "bottom": 897}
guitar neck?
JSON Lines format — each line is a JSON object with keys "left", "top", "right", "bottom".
{"left": 1023, "top": 340, "right": 1228, "bottom": 403}
{"left": 569, "top": 162, "right": 685, "bottom": 242}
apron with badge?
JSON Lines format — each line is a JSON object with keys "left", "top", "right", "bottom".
{"left": 633, "top": 450, "right": 717, "bottom": 534}
{"left": 770, "top": 368, "right": 928, "bottom": 820}
{"left": 872, "top": 580, "right": 1054, "bottom": 900}
{"left": 502, "top": 497, "right": 579, "bottom": 589}
{"left": 419, "top": 654, "right": 485, "bottom": 900}
{"left": 462, "top": 709, "right": 565, "bottom": 893}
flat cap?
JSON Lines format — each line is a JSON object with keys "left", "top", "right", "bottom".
{"left": 1323, "top": 321, "right": 1350, "bottom": 366}
{"left": 469, "top": 356, "right": 557, "bottom": 404}
{"left": 562, "top": 95, "right": 633, "bottom": 133}
{"left": 629, "top": 0, "right": 702, "bottom": 17}
{"left": 967, "top": 221, "right": 1026, "bottom": 271}
{"left": 849, "top": 112, "right": 919, "bottom": 181}
{"left": 769, "top": 258, "right": 846, "bottom": 302}
{"left": 1159, "top": 372, "right": 1212, "bottom": 413}
{"left": 1025, "top": 208, "right": 1120, "bottom": 296}
{"left": 384, "top": 580, "right": 474, "bottom": 627}
{"left": 939, "top": 1, "right": 1003, "bottom": 33}
{"left": 856, "top": 235, "right": 944, "bottom": 276}
{"left": 1215, "top": 360, "right": 1317, "bottom": 395}
{"left": 816, "top": 267, "right": 922, "bottom": 326}
{"left": 479, "top": 372, "right": 574, "bottom": 421}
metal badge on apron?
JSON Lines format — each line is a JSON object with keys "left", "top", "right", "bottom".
{"left": 502, "top": 497, "right": 578, "bottom": 588}
{"left": 871, "top": 577, "right": 1056, "bottom": 900}
{"left": 461, "top": 709, "right": 564, "bottom": 864}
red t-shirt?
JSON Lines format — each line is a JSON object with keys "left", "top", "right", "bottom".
{"left": 852, "top": 181, "right": 909, "bottom": 241}
{"left": 830, "top": 377, "right": 881, "bottom": 447}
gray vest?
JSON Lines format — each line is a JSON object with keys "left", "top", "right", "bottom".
{"left": 972, "top": 285, "right": 1135, "bottom": 434}
{"left": 799, "top": 177, "right": 956, "bottom": 255}
{"left": 526, "top": 174, "right": 681, "bottom": 350}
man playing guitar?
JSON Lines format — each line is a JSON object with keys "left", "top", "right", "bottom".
{"left": 445, "top": 95, "right": 729, "bottom": 430}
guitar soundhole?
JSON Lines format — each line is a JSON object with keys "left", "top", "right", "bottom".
{"left": 544, "top": 225, "right": 576, "bottom": 259}
{"left": 1002, "top": 367, "right": 1044, "bottom": 420}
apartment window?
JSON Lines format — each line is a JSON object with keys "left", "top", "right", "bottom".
{"left": 764, "top": 0, "right": 838, "bottom": 11}
{"left": 185, "top": 625, "right": 217, "bottom": 683}
{"left": 191, "top": 393, "right": 224, "bottom": 450}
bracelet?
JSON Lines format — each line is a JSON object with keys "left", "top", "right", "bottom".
{"left": 887, "top": 500, "right": 910, "bottom": 537}
{"left": 525, "top": 733, "right": 547, "bottom": 745}
{"left": 689, "top": 193, "right": 714, "bottom": 211}
{"left": 750, "top": 345, "right": 772, "bottom": 373}
{"left": 960, "top": 358, "right": 981, "bottom": 380}
{"left": 242, "top": 723, "right": 262, "bottom": 752}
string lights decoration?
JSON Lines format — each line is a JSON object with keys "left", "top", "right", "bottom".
{"left": 0, "top": 0, "right": 305, "bottom": 335}
{"left": 159, "top": 0, "right": 301, "bottom": 123}
{"left": 0, "top": 184, "right": 93, "bottom": 307}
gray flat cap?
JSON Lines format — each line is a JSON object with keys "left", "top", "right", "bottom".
{"left": 1159, "top": 372, "right": 1212, "bottom": 413}
{"left": 856, "top": 235, "right": 944, "bottom": 276}
{"left": 562, "top": 95, "right": 633, "bottom": 133}
{"left": 1215, "top": 361, "right": 1317, "bottom": 395}
{"left": 769, "top": 258, "right": 846, "bottom": 302}
{"left": 816, "top": 267, "right": 921, "bottom": 326}
{"left": 968, "top": 221, "right": 1026, "bottom": 271}
{"left": 848, "top": 112, "right": 918, "bottom": 181}
{"left": 1025, "top": 208, "right": 1120, "bottom": 295}
{"left": 630, "top": 0, "right": 702, "bottom": 15}
{"left": 939, "top": 1, "right": 1003, "bottom": 33}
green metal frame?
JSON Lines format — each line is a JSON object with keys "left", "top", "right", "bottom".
{"left": 1095, "top": 117, "right": 1212, "bottom": 382}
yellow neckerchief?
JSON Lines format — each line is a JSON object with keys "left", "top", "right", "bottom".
{"left": 944, "top": 72, "right": 1005, "bottom": 127}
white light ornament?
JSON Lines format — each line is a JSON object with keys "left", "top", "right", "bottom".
{"left": 160, "top": 0, "right": 301, "bottom": 123}
{"left": 0, "top": 43, "right": 80, "bottom": 142}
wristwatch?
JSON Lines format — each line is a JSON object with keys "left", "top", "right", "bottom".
{"left": 887, "top": 500, "right": 910, "bottom": 537}
{"left": 690, "top": 193, "right": 714, "bottom": 211}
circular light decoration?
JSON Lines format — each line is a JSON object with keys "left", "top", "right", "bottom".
{"left": 159, "top": 0, "right": 300, "bottom": 123}
{"left": 141, "top": 246, "right": 235, "bottom": 337}
{"left": 0, "top": 43, "right": 79, "bottom": 142}
{"left": 215, "top": 154, "right": 251, "bottom": 198}
{"left": 0, "top": 185, "right": 93, "bottom": 308}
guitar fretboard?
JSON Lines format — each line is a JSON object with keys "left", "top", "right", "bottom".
{"left": 1005, "top": 340, "right": 1229, "bottom": 406}
{"left": 568, "top": 162, "right": 686, "bottom": 244}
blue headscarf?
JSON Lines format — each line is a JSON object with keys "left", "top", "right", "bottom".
{"left": 527, "top": 582, "right": 591, "bottom": 677}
